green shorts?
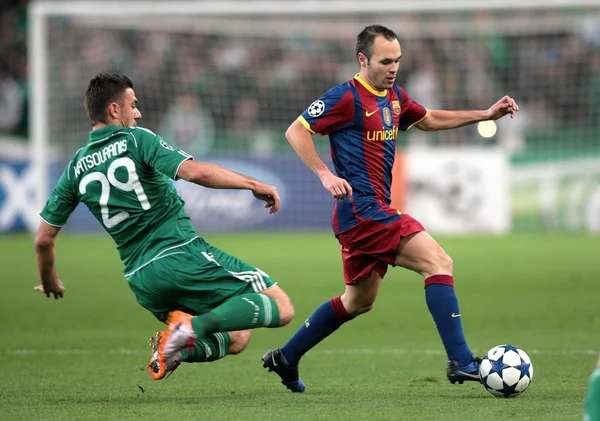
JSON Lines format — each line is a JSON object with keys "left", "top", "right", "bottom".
{"left": 126, "top": 237, "right": 277, "bottom": 322}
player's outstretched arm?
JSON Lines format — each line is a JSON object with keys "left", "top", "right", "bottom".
{"left": 177, "top": 160, "right": 280, "bottom": 213}
{"left": 286, "top": 120, "right": 352, "bottom": 200}
{"left": 415, "top": 96, "right": 519, "bottom": 131}
{"left": 34, "top": 221, "right": 65, "bottom": 299}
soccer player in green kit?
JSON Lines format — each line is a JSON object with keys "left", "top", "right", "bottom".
{"left": 585, "top": 355, "right": 600, "bottom": 421}
{"left": 33, "top": 73, "right": 295, "bottom": 381}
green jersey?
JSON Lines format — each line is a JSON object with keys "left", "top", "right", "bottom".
{"left": 40, "top": 124, "right": 197, "bottom": 274}
{"left": 585, "top": 368, "right": 600, "bottom": 421}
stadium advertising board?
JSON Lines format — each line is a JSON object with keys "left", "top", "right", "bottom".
{"left": 4, "top": 151, "right": 600, "bottom": 234}
{"left": 174, "top": 157, "right": 334, "bottom": 231}
{"left": 0, "top": 159, "right": 38, "bottom": 231}
{"left": 0, "top": 156, "right": 335, "bottom": 232}
{"left": 403, "top": 148, "right": 511, "bottom": 234}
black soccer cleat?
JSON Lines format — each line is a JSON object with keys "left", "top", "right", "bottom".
{"left": 262, "top": 348, "right": 306, "bottom": 393}
{"left": 447, "top": 354, "right": 482, "bottom": 384}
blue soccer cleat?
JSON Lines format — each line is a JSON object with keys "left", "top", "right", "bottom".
{"left": 447, "top": 354, "right": 482, "bottom": 384}
{"left": 262, "top": 348, "right": 306, "bottom": 393}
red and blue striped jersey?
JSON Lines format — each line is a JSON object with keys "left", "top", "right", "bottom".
{"left": 298, "top": 74, "right": 428, "bottom": 235}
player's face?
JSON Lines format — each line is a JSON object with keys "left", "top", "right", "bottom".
{"left": 361, "top": 36, "right": 402, "bottom": 90}
{"left": 115, "top": 88, "right": 142, "bottom": 127}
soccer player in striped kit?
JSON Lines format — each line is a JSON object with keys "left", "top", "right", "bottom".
{"left": 263, "top": 25, "right": 519, "bottom": 392}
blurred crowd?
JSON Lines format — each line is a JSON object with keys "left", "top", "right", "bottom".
{"left": 0, "top": 1, "right": 28, "bottom": 139}
{"left": 2, "top": 3, "right": 600, "bottom": 157}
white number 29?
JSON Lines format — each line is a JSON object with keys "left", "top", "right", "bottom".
{"left": 79, "top": 157, "right": 150, "bottom": 228}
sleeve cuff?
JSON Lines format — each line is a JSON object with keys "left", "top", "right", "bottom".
{"left": 298, "top": 116, "right": 316, "bottom": 134}
{"left": 173, "top": 156, "right": 193, "bottom": 180}
{"left": 406, "top": 108, "right": 429, "bottom": 132}
{"left": 39, "top": 214, "right": 65, "bottom": 228}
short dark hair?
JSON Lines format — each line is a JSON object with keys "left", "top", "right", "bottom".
{"left": 84, "top": 73, "right": 133, "bottom": 124}
{"left": 355, "top": 25, "right": 398, "bottom": 62}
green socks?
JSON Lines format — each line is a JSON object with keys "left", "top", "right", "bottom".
{"left": 180, "top": 332, "right": 230, "bottom": 363}
{"left": 191, "top": 293, "right": 280, "bottom": 338}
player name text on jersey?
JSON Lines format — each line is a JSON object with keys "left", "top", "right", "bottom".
{"left": 74, "top": 139, "right": 128, "bottom": 177}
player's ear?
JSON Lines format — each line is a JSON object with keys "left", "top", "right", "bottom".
{"left": 358, "top": 52, "right": 368, "bottom": 68}
{"left": 107, "top": 102, "right": 119, "bottom": 119}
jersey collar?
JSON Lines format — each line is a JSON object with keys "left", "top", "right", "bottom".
{"left": 89, "top": 124, "right": 124, "bottom": 142}
{"left": 354, "top": 74, "right": 387, "bottom": 97}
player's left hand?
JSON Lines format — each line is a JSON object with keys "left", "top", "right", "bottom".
{"left": 486, "top": 95, "right": 519, "bottom": 120}
{"left": 321, "top": 173, "right": 353, "bottom": 200}
{"left": 252, "top": 183, "right": 281, "bottom": 214}
{"left": 34, "top": 279, "right": 65, "bottom": 299}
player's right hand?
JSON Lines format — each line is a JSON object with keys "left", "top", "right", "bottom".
{"left": 252, "top": 183, "right": 281, "bottom": 214}
{"left": 321, "top": 173, "right": 353, "bottom": 200}
{"left": 34, "top": 279, "right": 65, "bottom": 299}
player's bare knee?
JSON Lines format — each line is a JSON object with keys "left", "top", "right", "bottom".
{"left": 342, "top": 295, "right": 376, "bottom": 316}
{"left": 438, "top": 251, "right": 453, "bottom": 274}
{"left": 261, "top": 286, "right": 295, "bottom": 326}
{"left": 276, "top": 296, "right": 294, "bottom": 326}
{"left": 349, "top": 302, "right": 375, "bottom": 316}
{"left": 423, "top": 249, "right": 453, "bottom": 277}
{"left": 228, "top": 330, "right": 252, "bottom": 355}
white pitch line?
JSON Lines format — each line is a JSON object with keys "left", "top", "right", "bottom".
{"left": 319, "top": 348, "right": 600, "bottom": 356}
{"left": 10, "top": 349, "right": 91, "bottom": 356}
{"left": 5, "top": 348, "right": 599, "bottom": 357}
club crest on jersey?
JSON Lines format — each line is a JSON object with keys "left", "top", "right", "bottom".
{"left": 160, "top": 140, "right": 174, "bottom": 150}
{"left": 383, "top": 107, "right": 392, "bottom": 126}
{"left": 307, "top": 100, "right": 325, "bottom": 117}
{"left": 392, "top": 100, "right": 401, "bottom": 115}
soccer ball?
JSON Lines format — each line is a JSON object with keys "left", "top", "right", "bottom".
{"left": 479, "top": 345, "right": 533, "bottom": 398}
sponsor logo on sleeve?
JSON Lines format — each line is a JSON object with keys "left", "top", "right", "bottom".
{"left": 307, "top": 100, "right": 325, "bottom": 117}
{"left": 160, "top": 140, "right": 174, "bottom": 151}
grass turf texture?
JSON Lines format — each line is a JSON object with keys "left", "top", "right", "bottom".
{"left": 0, "top": 233, "right": 597, "bottom": 420}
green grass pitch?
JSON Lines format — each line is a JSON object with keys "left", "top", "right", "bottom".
{"left": 0, "top": 232, "right": 597, "bottom": 420}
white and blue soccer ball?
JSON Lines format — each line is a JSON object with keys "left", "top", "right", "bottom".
{"left": 479, "top": 345, "right": 533, "bottom": 398}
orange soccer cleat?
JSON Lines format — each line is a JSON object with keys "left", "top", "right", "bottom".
{"left": 147, "top": 311, "right": 197, "bottom": 380}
